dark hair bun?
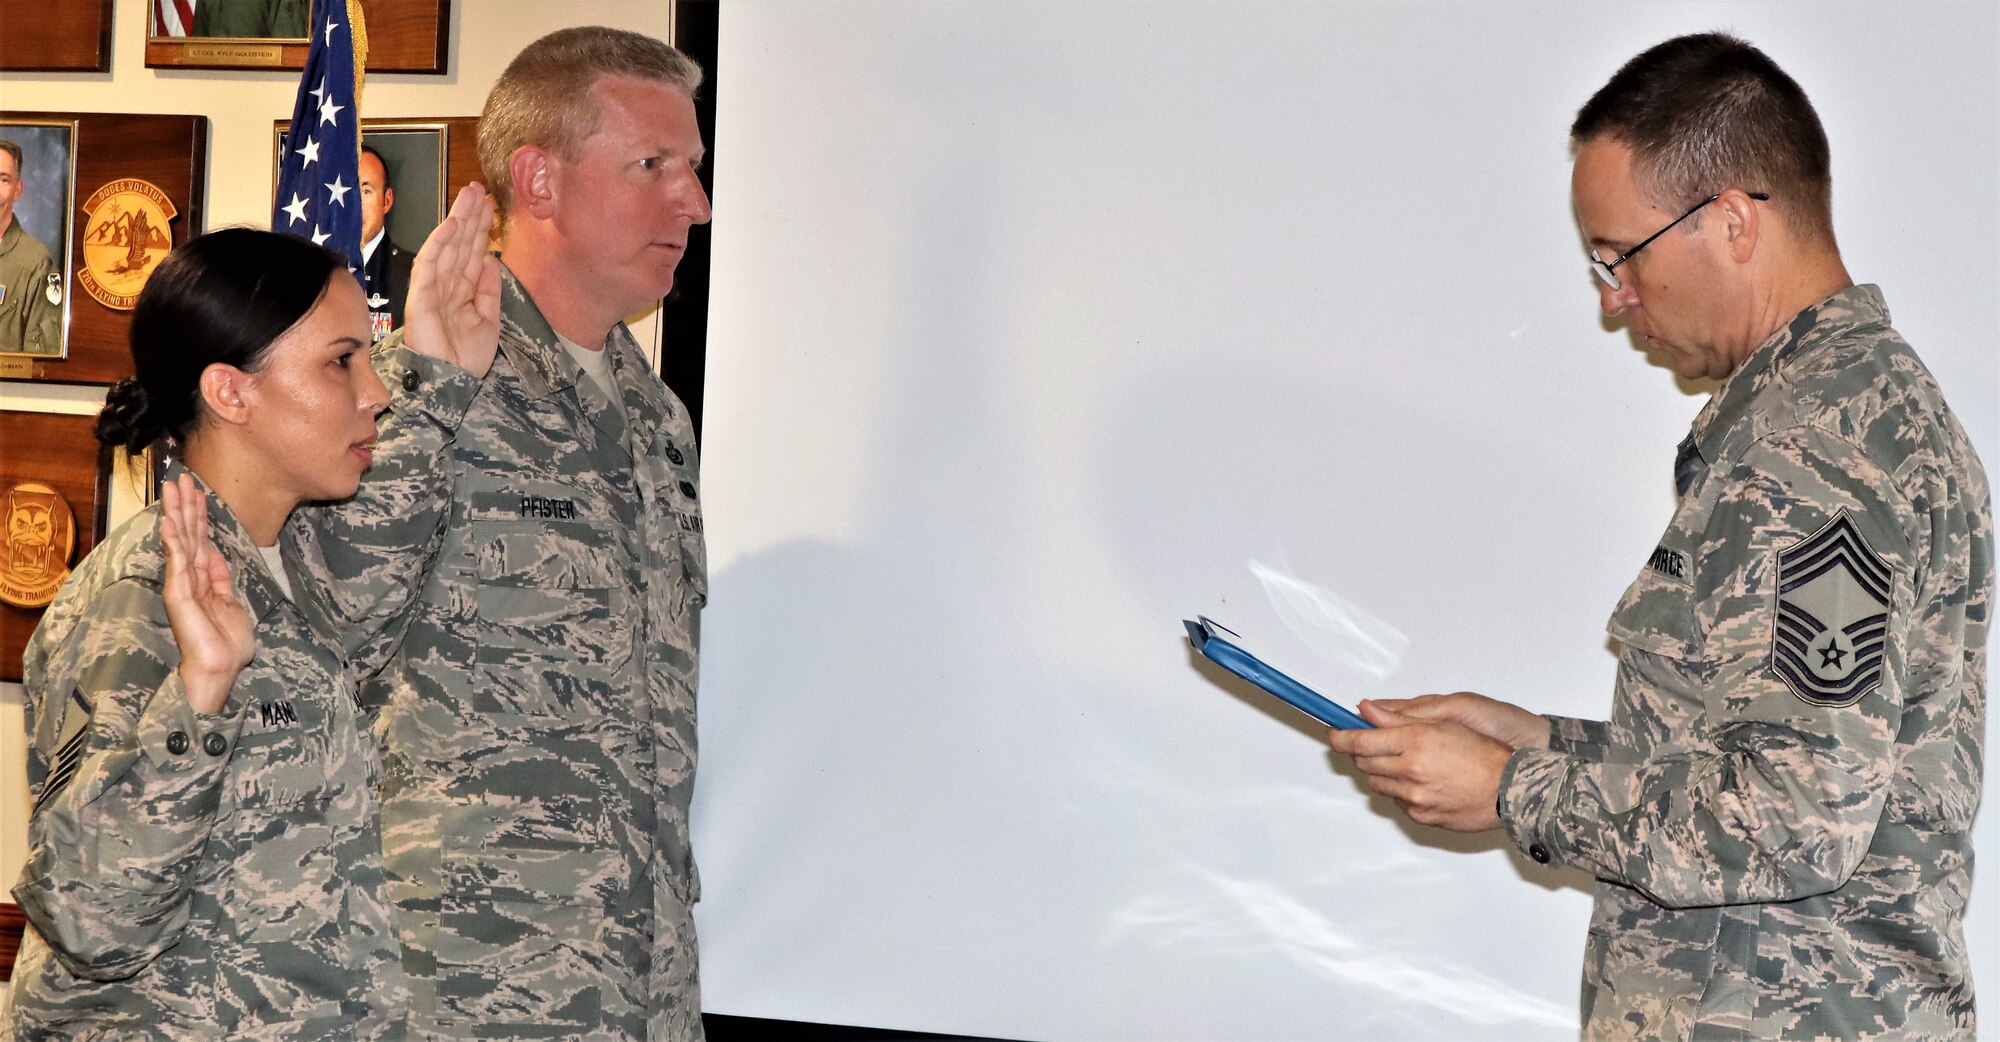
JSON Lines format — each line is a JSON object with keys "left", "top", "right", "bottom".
{"left": 96, "top": 377, "right": 163, "bottom": 453}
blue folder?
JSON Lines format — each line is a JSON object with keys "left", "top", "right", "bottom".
{"left": 1185, "top": 616, "right": 1372, "bottom": 730}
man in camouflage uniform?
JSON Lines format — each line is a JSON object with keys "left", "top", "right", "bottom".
{"left": 1327, "top": 33, "right": 1990, "bottom": 1040}
{"left": 311, "top": 27, "right": 713, "bottom": 1040}
{"left": 0, "top": 140, "right": 63, "bottom": 355}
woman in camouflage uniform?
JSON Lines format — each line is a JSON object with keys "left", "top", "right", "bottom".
{"left": 7, "top": 187, "right": 499, "bottom": 1041}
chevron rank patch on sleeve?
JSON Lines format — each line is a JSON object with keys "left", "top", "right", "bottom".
{"left": 1771, "top": 510, "right": 1893, "bottom": 707}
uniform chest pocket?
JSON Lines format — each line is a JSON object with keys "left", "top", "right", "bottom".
{"left": 227, "top": 669, "right": 334, "bottom": 811}
{"left": 469, "top": 518, "right": 635, "bottom": 716}
{"left": 473, "top": 515, "right": 628, "bottom": 588}
{"left": 1607, "top": 549, "right": 1701, "bottom": 662}
{"left": 211, "top": 813, "right": 341, "bottom": 938}
{"left": 229, "top": 733, "right": 340, "bottom": 817}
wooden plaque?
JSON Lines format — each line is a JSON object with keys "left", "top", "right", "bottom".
{"left": 0, "top": 902, "right": 23, "bottom": 981}
{"left": 0, "top": 112, "right": 206, "bottom": 387}
{"left": 0, "top": 0, "right": 113, "bottom": 72}
{"left": 1, "top": 411, "right": 110, "bottom": 682}
{"left": 146, "top": 0, "right": 449, "bottom": 74}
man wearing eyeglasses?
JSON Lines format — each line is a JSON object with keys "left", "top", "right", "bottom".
{"left": 1328, "top": 32, "right": 1990, "bottom": 1040}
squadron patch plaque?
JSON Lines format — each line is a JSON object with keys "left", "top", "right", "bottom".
{"left": 1, "top": 409, "right": 108, "bottom": 680}
{"left": 77, "top": 178, "right": 178, "bottom": 311}
{"left": 0, "top": 482, "right": 77, "bottom": 609}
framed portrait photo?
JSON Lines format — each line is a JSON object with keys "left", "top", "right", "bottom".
{"left": 273, "top": 118, "right": 477, "bottom": 230}
{"left": 274, "top": 118, "right": 481, "bottom": 340}
{"left": 147, "top": 0, "right": 449, "bottom": 74}
{"left": 0, "top": 111, "right": 207, "bottom": 386}
{"left": 0, "top": 119, "right": 78, "bottom": 362}
{"left": 359, "top": 125, "right": 449, "bottom": 242}
{"left": 272, "top": 123, "right": 449, "bottom": 240}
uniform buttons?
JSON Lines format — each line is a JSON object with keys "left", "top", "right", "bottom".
{"left": 165, "top": 731, "right": 190, "bottom": 755}
{"left": 1529, "top": 843, "right": 1551, "bottom": 864}
{"left": 677, "top": 480, "right": 697, "bottom": 499}
{"left": 402, "top": 369, "right": 421, "bottom": 392}
{"left": 203, "top": 733, "right": 228, "bottom": 757}
{"left": 666, "top": 446, "right": 685, "bottom": 465}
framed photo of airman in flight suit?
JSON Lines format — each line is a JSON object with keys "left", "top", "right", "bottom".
{"left": 0, "top": 119, "right": 76, "bottom": 360}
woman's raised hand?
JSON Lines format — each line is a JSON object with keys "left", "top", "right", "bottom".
{"left": 159, "top": 475, "right": 255, "bottom": 716}
{"left": 403, "top": 182, "right": 502, "bottom": 378}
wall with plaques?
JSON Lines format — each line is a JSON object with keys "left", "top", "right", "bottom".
{"left": 0, "top": 0, "right": 684, "bottom": 909}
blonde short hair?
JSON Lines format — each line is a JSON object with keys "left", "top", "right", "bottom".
{"left": 478, "top": 27, "right": 704, "bottom": 221}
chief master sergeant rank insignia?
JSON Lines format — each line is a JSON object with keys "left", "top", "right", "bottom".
{"left": 1772, "top": 510, "right": 1892, "bottom": 707}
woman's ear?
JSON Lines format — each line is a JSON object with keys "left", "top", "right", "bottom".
{"left": 197, "top": 363, "right": 254, "bottom": 428}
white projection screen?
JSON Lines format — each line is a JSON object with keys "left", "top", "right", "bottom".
{"left": 692, "top": 4, "right": 1999, "bottom": 1040}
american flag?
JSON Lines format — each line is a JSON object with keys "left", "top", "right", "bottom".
{"left": 272, "top": 0, "right": 369, "bottom": 274}
{"left": 154, "top": 0, "right": 194, "bottom": 37}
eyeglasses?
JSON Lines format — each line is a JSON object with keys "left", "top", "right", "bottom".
{"left": 1589, "top": 191, "right": 1769, "bottom": 290}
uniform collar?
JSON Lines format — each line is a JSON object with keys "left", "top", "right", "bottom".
{"left": 494, "top": 263, "right": 578, "bottom": 402}
{"left": 603, "top": 329, "right": 668, "bottom": 452}
{"left": 1691, "top": 284, "right": 1889, "bottom": 465}
{"left": 494, "top": 263, "right": 669, "bottom": 449}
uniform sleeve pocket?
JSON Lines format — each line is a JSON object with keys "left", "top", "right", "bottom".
{"left": 1606, "top": 557, "right": 1699, "bottom": 661}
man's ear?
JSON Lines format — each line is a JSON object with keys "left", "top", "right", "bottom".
{"left": 382, "top": 185, "right": 395, "bottom": 216}
{"left": 198, "top": 363, "right": 254, "bottom": 428}
{"left": 510, "top": 145, "right": 558, "bottom": 220}
{"left": 1717, "top": 187, "right": 1762, "bottom": 264}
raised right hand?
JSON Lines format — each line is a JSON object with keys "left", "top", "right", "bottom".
{"left": 159, "top": 475, "right": 255, "bottom": 715}
{"left": 402, "top": 182, "right": 503, "bottom": 378}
